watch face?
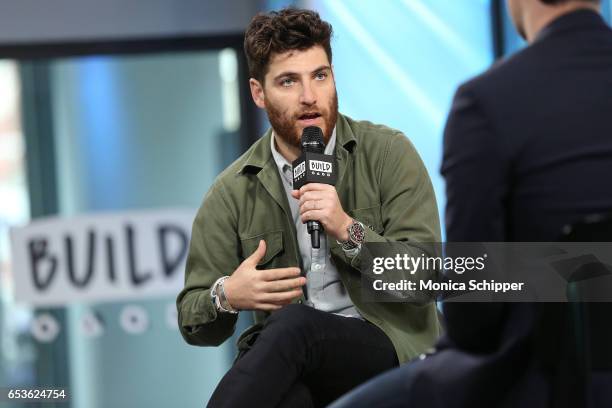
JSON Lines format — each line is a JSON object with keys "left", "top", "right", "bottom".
{"left": 351, "top": 222, "right": 366, "bottom": 244}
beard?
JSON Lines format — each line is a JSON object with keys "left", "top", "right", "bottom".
{"left": 265, "top": 91, "right": 338, "bottom": 149}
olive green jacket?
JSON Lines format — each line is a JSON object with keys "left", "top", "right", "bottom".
{"left": 177, "top": 114, "right": 442, "bottom": 364}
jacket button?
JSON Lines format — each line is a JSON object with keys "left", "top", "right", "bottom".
{"left": 297, "top": 300, "right": 303, "bottom": 304}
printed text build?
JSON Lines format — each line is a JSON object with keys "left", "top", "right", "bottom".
{"left": 10, "top": 209, "right": 194, "bottom": 306}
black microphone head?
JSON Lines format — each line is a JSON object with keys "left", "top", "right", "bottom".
{"left": 301, "top": 126, "right": 325, "bottom": 153}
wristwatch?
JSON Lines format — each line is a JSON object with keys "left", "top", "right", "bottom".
{"left": 211, "top": 276, "right": 238, "bottom": 314}
{"left": 338, "top": 219, "right": 366, "bottom": 251}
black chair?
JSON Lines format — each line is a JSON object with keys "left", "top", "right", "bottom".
{"left": 540, "top": 214, "right": 612, "bottom": 408}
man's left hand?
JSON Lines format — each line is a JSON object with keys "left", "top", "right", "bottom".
{"left": 291, "top": 183, "right": 352, "bottom": 242}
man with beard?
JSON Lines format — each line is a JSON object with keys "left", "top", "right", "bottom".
{"left": 176, "top": 8, "right": 441, "bottom": 408}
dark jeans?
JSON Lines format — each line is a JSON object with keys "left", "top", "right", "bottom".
{"left": 207, "top": 304, "right": 398, "bottom": 408}
{"left": 327, "top": 361, "right": 415, "bottom": 408}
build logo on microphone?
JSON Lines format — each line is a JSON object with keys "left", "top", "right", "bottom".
{"left": 309, "top": 160, "right": 332, "bottom": 176}
{"left": 294, "top": 161, "right": 306, "bottom": 179}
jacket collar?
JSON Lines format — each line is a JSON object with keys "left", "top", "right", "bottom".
{"left": 535, "top": 9, "right": 608, "bottom": 44}
{"left": 238, "top": 113, "right": 357, "bottom": 175}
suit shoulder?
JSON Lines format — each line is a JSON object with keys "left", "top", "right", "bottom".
{"left": 458, "top": 45, "right": 540, "bottom": 97}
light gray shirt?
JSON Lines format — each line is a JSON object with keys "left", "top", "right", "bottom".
{"left": 270, "top": 129, "right": 360, "bottom": 317}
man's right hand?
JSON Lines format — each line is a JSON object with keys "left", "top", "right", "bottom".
{"left": 223, "top": 240, "right": 306, "bottom": 311}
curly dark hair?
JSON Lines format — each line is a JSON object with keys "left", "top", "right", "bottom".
{"left": 244, "top": 8, "right": 333, "bottom": 83}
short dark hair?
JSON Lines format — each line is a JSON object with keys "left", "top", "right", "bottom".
{"left": 243, "top": 8, "right": 333, "bottom": 83}
{"left": 540, "top": 0, "right": 600, "bottom": 5}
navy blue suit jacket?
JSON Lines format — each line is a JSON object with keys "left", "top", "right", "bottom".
{"left": 442, "top": 9, "right": 612, "bottom": 243}
{"left": 438, "top": 9, "right": 612, "bottom": 407}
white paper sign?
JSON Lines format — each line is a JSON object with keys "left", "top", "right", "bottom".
{"left": 81, "top": 310, "right": 105, "bottom": 338}
{"left": 119, "top": 305, "right": 149, "bottom": 335}
{"left": 10, "top": 208, "right": 195, "bottom": 306}
{"left": 31, "top": 313, "right": 60, "bottom": 343}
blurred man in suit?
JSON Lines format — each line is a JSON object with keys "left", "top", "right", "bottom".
{"left": 330, "top": 1, "right": 612, "bottom": 407}
{"left": 443, "top": 0, "right": 612, "bottom": 242}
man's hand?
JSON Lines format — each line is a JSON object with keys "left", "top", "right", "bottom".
{"left": 291, "top": 183, "right": 353, "bottom": 241}
{"left": 223, "top": 240, "right": 306, "bottom": 311}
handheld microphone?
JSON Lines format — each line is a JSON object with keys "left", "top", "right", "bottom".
{"left": 292, "top": 126, "right": 337, "bottom": 248}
